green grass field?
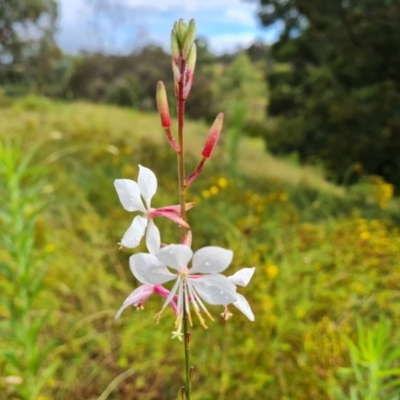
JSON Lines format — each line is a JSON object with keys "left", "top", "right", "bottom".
{"left": 1, "top": 96, "right": 400, "bottom": 399}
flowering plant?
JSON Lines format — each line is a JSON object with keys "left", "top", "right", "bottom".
{"left": 113, "top": 19, "right": 255, "bottom": 399}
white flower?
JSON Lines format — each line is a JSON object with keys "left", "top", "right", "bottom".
{"left": 114, "top": 165, "right": 193, "bottom": 253}
{"left": 227, "top": 267, "right": 255, "bottom": 321}
{"left": 129, "top": 244, "right": 238, "bottom": 335}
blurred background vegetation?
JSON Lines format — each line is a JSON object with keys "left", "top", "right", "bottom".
{"left": 1, "top": 0, "right": 400, "bottom": 399}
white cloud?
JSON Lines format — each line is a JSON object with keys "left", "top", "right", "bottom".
{"left": 123, "top": 0, "right": 248, "bottom": 12}
{"left": 208, "top": 32, "right": 258, "bottom": 54}
{"left": 224, "top": 7, "right": 258, "bottom": 27}
{"left": 55, "top": 0, "right": 273, "bottom": 54}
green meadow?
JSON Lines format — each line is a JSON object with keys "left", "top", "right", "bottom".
{"left": 2, "top": 96, "right": 400, "bottom": 399}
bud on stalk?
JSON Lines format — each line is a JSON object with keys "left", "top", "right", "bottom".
{"left": 156, "top": 81, "right": 171, "bottom": 128}
{"left": 171, "top": 29, "right": 180, "bottom": 65}
{"left": 182, "top": 19, "right": 196, "bottom": 60}
{"left": 202, "top": 113, "right": 224, "bottom": 158}
{"left": 172, "top": 62, "right": 181, "bottom": 96}
{"left": 182, "top": 43, "right": 197, "bottom": 99}
{"left": 176, "top": 19, "right": 188, "bottom": 45}
{"left": 156, "top": 81, "right": 180, "bottom": 152}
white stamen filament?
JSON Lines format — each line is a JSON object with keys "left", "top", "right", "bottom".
{"left": 175, "top": 279, "right": 184, "bottom": 332}
{"left": 156, "top": 275, "right": 181, "bottom": 323}
{"left": 184, "top": 281, "right": 193, "bottom": 326}
{"left": 187, "top": 280, "right": 214, "bottom": 321}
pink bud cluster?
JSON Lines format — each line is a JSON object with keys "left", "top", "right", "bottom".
{"left": 155, "top": 19, "right": 224, "bottom": 187}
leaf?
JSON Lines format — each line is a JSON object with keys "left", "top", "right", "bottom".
{"left": 0, "top": 348, "right": 22, "bottom": 369}
{"left": 0, "top": 261, "right": 12, "bottom": 280}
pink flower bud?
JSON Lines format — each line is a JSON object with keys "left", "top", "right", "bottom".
{"left": 202, "top": 113, "right": 224, "bottom": 158}
{"left": 156, "top": 81, "right": 170, "bottom": 128}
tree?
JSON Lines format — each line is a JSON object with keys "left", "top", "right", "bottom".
{"left": 0, "top": 0, "right": 60, "bottom": 90}
{"left": 257, "top": 0, "right": 400, "bottom": 184}
{"left": 216, "top": 52, "right": 268, "bottom": 172}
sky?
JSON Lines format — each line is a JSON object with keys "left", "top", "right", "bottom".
{"left": 56, "top": 0, "right": 280, "bottom": 55}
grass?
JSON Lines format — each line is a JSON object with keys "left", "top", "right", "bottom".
{"left": 0, "top": 96, "right": 340, "bottom": 194}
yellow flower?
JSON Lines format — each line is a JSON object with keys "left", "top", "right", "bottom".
{"left": 210, "top": 185, "right": 219, "bottom": 195}
{"left": 45, "top": 244, "right": 55, "bottom": 253}
{"left": 360, "top": 231, "right": 370, "bottom": 240}
{"left": 266, "top": 263, "right": 279, "bottom": 279}
{"left": 202, "top": 190, "right": 211, "bottom": 199}
{"left": 217, "top": 177, "right": 228, "bottom": 189}
{"left": 296, "top": 308, "right": 306, "bottom": 319}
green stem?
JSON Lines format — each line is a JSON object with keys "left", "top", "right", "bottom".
{"left": 176, "top": 59, "right": 191, "bottom": 399}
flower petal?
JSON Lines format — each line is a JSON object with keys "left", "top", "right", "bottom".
{"left": 115, "top": 284, "right": 154, "bottom": 319}
{"left": 232, "top": 293, "right": 255, "bottom": 321}
{"left": 138, "top": 165, "right": 157, "bottom": 208}
{"left": 130, "top": 253, "right": 176, "bottom": 284}
{"left": 191, "top": 246, "right": 233, "bottom": 274}
{"left": 190, "top": 274, "right": 237, "bottom": 305}
{"left": 156, "top": 244, "right": 193, "bottom": 271}
{"left": 114, "top": 179, "right": 146, "bottom": 212}
{"left": 121, "top": 216, "right": 147, "bottom": 248}
{"left": 228, "top": 267, "right": 255, "bottom": 287}
{"left": 146, "top": 219, "right": 161, "bottom": 255}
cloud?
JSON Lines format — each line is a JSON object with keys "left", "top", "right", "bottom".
{"left": 208, "top": 30, "right": 276, "bottom": 54}
{"left": 56, "top": 0, "right": 276, "bottom": 54}
{"left": 123, "top": 0, "right": 247, "bottom": 12}
{"left": 223, "top": 7, "right": 258, "bottom": 27}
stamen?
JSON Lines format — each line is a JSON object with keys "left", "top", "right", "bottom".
{"left": 188, "top": 282, "right": 215, "bottom": 322}
{"left": 156, "top": 276, "right": 181, "bottom": 323}
{"left": 194, "top": 308, "right": 208, "bottom": 329}
{"left": 186, "top": 280, "right": 200, "bottom": 312}
{"left": 187, "top": 281, "right": 208, "bottom": 328}
{"left": 175, "top": 281, "right": 184, "bottom": 330}
{"left": 184, "top": 281, "right": 193, "bottom": 327}
{"left": 154, "top": 310, "right": 163, "bottom": 324}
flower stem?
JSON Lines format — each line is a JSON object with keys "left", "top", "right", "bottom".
{"left": 177, "top": 60, "right": 187, "bottom": 242}
{"left": 176, "top": 58, "right": 191, "bottom": 399}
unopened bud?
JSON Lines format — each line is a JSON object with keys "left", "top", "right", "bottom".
{"left": 172, "top": 62, "right": 181, "bottom": 95}
{"left": 156, "top": 81, "right": 170, "bottom": 128}
{"left": 190, "top": 366, "right": 194, "bottom": 382}
{"left": 176, "top": 19, "right": 187, "bottom": 45}
{"left": 186, "top": 42, "right": 197, "bottom": 75}
{"left": 171, "top": 29, "right": 180, "bottom": 65}
{"left": 186, "top": 332, "right": 191, "bottom": 349}
{"left": 182, "top": 43, "right": 196, "bottom": 99}
{"left": 180, "top": 386, "right": 186, "bottom": 399}
{"left": 202, "top": 113, "right": 224, "bottom": 158}
{"left": 182, "top": 19, "right": 196, "bottom": 60}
